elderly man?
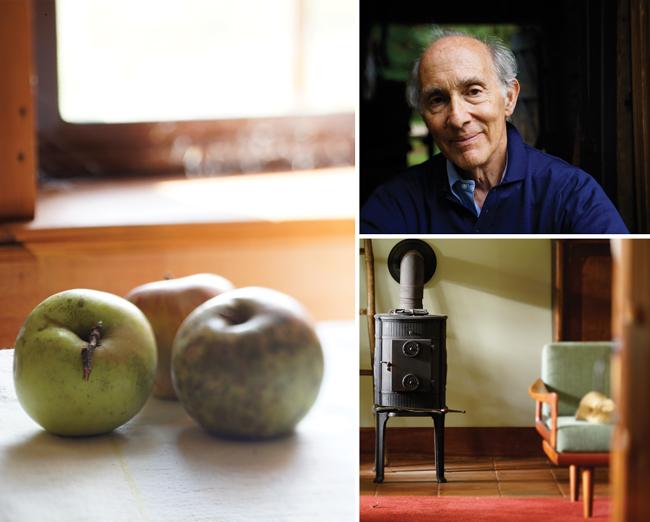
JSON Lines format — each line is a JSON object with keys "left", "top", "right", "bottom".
{"left": 360, "top": 29, "right": 628, "bottom": 233}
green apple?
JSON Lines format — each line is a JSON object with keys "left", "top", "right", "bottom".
{"left": 13, "top": 289, "right": 157, "bottom": 436}
{"left": 126, "top": 273, "right": 234, "bottom": 400}
{"left": 172, "top": 287, "right": 324, "bottom": 440}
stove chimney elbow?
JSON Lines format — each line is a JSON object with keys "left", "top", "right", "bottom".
{"left": 399, "top": 250, "right": 425, "bottom": 310}
{"left": 387, "top": 239, "right": 436, "bottom": 313}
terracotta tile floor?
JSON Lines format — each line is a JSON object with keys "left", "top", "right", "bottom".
{"left": 360, "top": 454, "right": 610, "bottom": 498}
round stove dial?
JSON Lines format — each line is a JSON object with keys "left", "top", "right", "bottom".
{"left": 402, "top": 341, "right": 420, "bottom": 358}
{"left": 402, "top": 373, "right": 420, "bottom": 391}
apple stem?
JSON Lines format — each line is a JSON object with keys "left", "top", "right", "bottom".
{"left": 81, "top": 322, "right": 103, "bottom": 382}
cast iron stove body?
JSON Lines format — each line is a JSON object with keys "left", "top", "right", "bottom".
{"left": 373, "top": 240, "right": 462, "bottom": 484}
{"left": 374, "top": 312, "right": 447, "bottom": 411}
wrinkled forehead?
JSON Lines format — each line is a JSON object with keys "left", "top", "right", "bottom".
{"left": 419, "top": 36, "right": 498, "bottom": 89}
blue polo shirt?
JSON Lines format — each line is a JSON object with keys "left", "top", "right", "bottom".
{"left": 360, "top": 124, "right": 629, "bottom": 234}
{"left": 447, "top": 157, "right": 507, "bottom": 217}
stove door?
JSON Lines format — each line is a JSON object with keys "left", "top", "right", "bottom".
{"left": 388, "top": 338, "right": 436, "bottom": 392}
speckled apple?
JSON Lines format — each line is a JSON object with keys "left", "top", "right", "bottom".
{"left": 13, "top": 289, "right": 157, "bottom": 436}
{"left": 172, "top": 287, "right": 324, "bottom": 439}
{"left": 126, "top": 273, "right": 234, "bottom": 400}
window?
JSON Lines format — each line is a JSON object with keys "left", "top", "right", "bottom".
{"left": 36, "top": 0, "right": 356, "bottom": 178}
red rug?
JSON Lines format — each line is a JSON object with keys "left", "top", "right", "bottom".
{"left": 360, "top": 496, "right": 610, "bottom": 521}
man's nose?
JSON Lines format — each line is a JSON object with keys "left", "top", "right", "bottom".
{"left": 446, "top": 95, "right": 471, "bottom": 129}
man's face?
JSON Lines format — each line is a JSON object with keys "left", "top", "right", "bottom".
{"left": 418, "top": 36, "right": 519, "bottom": 172}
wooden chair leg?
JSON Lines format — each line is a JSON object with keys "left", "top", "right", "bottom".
{"left": 570, "top": 465, "right": 580, "bottom": 502}
{"left": 581, "top": 467, "right": 594, "bottom": 518}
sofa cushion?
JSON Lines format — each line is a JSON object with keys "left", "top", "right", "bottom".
{"left": 546, "top": 416, "right": 613, "bottom": 453}
{"left": 541, "top": 342, "right": 613, "bottom": 416}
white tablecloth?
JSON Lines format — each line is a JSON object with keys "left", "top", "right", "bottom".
{"left": 0, "top": 322, "right": 356, "bottom": 522}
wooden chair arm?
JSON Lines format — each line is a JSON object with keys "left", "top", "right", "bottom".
{"left": 528, "top": 378, "right": 559, "bottom": 448}
{"left": 528, "top": 377, "right": 554, "bottom": 401}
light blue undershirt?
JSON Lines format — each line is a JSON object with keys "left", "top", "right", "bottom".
{"left": 446, "top": 157, "right": 508, "bottom": 217}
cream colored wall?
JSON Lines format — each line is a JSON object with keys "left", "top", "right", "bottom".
{"left": 360, "top": 239, "right": 552, "bottom": 428}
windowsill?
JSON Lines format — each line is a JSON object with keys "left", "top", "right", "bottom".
{"left": 0, "top": 167, "right": 355, "bottom": 244}
{"left": 0, "top": 167, "right": 355, "bottom": 334}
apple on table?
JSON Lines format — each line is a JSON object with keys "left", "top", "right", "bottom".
{"left": 126, "top": 273, "right": 234, "bottom": 399}
{"left": 13, "top": 289, "right": 157, "bottom": 436}
{"left": 172, "top": 286, "right": 324, "bottom": 440}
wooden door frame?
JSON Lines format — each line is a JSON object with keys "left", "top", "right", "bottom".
{"left": 552, "top": 239, "right": 613, "bottom": 342}
{"left": 611, "top": 239, "right": 650, "bottom": 521}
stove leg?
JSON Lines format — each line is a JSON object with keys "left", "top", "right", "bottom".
{"left": 374, "top": 411, "right": 389, "bottom": 483}
{"left": 432, "top": 413, "right": 447, "bottom": 483}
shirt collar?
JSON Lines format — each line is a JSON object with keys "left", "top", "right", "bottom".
{"left": 446, "top": 154, "right": 508, "bottom": 191}
{"left": 446, "top": 152, "right": 508, "bottom": 218}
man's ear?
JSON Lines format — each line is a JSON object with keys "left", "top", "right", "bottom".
{"left": 504, "top": 79, "right": 520, "bottom": 117}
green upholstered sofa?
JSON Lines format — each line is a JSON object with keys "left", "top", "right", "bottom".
{"left": 529, "top": 342, "right": 613, "bottom": 518}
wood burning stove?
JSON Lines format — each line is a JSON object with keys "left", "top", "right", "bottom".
{"left": 373, "top": 240, "right": 463, "bottom": 483}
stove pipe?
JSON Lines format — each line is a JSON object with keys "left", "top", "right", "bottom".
{"left": 398, "top": 249, "right": 425, "bottom": 311}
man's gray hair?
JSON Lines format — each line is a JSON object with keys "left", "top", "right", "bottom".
{"left": 406, "top": 27, "right": 518, "bottom": 110}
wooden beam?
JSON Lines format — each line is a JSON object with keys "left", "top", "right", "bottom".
{"left": 630, "top": 0, "right": 650, "bottom": 232}
{"left": 0, "top": 0, "right": 37, "bottom": 221}
{"left": 616, "top": 0, "right": 636, "bottom": 230}
{"left": 362, "top": 238, "right": 375, "bottom": 367}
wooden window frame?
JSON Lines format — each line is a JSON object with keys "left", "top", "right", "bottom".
{"left": 34, "top": 0, "right": 355, "bottom": 179}
{"left": 0, "top": 0, "right": 37, "bottom": 221}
